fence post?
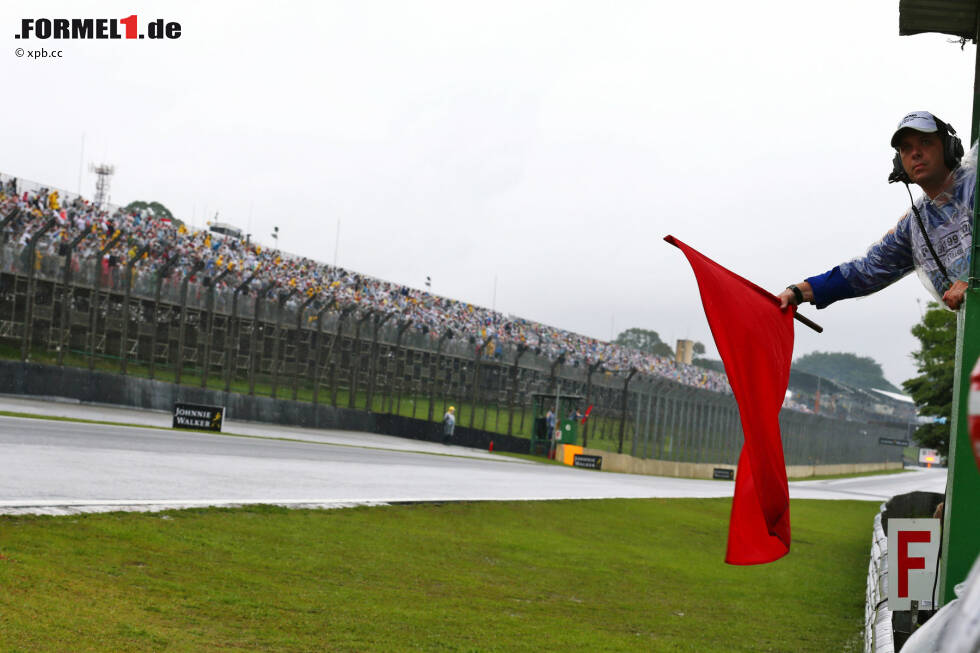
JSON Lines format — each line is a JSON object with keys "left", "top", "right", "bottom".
{"left": 329, "top": 307, "right": 352, "bottom": 407}
{"left": 0, "top": 208, "right": 21, "bottom": 267}
{"left": 200, "top": 268, "right": 232, "bottom": 389}
{"left": 390, "top": 320, "right": 411, "bottom": 415}
{"left": 20, "top": 217, "right": 57, "bottom": 362}
{"left": 506, "top": 343, "right": 528, "bottom": 436}
{"left": 549, "top": 354, "right": 565, "bottom": 394}
{"left": 726, "top": 401, "right": 740, "bottom": 464}
{"left": 679, "top": 388, "right": 695, "bottom": 462}
{"left": 695, "top": 391, "right": 708, "bottom": 464}
{"left": 428, "top": 329, "right": 453, "bottom": 422}
{"left": 669, "top": 388, "right": 685, "bottom": 460}
{"left": 56, "top": 226, "right": 94, "bottom": 366}
{"left": 148, "top": 255, "right": 179, "bottom": 380}
{"left": 468, "top": 336, "right": 493, "bottom": 428}
{"left": 248, "top": 282, "right": 276, "bottom": 396}
{"left": 174, "top": 261, "right": 205, "bottom": 386}
{"left": 618, "top": 367, "right": 638, "bottom": 454}
{"left": 0, "top": 208, "right": 20, "bottom": 242}
{"left": 667, "top": 391, "right": 681, "bottom": 461}
{"left": 703, "top": 397, "right": 716, "bottom": 464}
{"left": 223, "top": 273, "right": 256, "bottom": 391}
{"left": 310, "top": 299, "right": 335, "bottom": 406}
{"left": 88, "top": 230, "right": 122, "bottom": 371}
{"left": 632, "top": 382, "right": 647, "bottom": 458}
{"left": 582, "top": 361, "right": 602, "bottom": 447}
{"left": 685, "top": 388, "right": 699, "bottom": 462}
{"left": 292, "top": 295, "right": 317, "bottom": 401}
{"left": 119, "top": 243, "right": 151, "bottom": 375}
{"left": 365, "top": 313, "right": 392, "bottom": 412}
{"left": 219, "top": 273, "right": 251, "bottom": 390}
{"left": 642, "top": 386, "right": 655, "bottom": 458}
{"left": 348, "top": 311, "right": 373, "bottom": 409}
{"left": 654, "top": 387, "right": 667, "bottom": 459}
{"left": 270, "top": 288, "right": 297, "bottom": 399}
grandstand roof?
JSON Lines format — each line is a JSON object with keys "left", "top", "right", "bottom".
{"left": 868, "top": 388, "right": 915, "bottom": 404}
{"left": 899, "top": 0, "right": 978, "bottom": 39}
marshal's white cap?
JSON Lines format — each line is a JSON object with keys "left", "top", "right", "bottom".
{"left": 891, "top": 111, "right": 939, "bottom": 148}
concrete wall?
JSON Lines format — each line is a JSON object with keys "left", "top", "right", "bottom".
{"left": 567, "top": 446, "right": 902, "bottom": 479}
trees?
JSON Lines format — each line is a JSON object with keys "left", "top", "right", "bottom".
{"left": 614, "top": 328, "right": 661, "bottom": 352}
{"left": 613, "top": 328, "right": 673, "bottom": 357}
{"left": 124, "top": 200, "right": 180, "bottom": 225}
{"left": 692, "top": 357, "right": 725, "bottom": 373}
{"left": 613, "top": 328, "right": 707, "bottom": 359}
{"left": 902, "top": 302, "right": 956, "bottom": 456}
{"left": 793, "top": 351, "right": 899, "bottom": 392}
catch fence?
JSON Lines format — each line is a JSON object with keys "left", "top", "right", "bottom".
{"left": 0, "top": 235, "right": 908, "bottom": 466}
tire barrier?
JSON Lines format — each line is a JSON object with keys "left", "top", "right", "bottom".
{"left": 864, "top": 492, "right": 944, "bottom": 652}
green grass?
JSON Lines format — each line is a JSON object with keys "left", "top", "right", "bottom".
{"left": 0, "top": 499, "right": 876, "bottom": 652}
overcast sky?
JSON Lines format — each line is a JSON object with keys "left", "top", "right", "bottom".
{"left": 3, "top": 1, "right": 976, "bottom": 388}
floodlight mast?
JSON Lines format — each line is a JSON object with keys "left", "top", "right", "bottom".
{"left": 89, "top": 163, "right": 114, "bottom": 209}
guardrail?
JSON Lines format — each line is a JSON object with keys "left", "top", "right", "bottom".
{"left": 864, "top": 492, "right": 943, "bottom": 652}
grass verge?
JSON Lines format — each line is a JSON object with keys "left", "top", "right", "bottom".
{"left": 0, "top": 499, "right": 875, "bottom": 652}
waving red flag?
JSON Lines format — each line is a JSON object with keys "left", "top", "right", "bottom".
{"left": 665, "top": 235, "right": 793, "bottom": 565}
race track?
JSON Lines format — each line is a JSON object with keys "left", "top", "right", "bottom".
{"left": 0, "top": 396, "right": 947, "bottom": 515}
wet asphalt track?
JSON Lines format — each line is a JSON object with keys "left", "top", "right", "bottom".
{"left": 0, "top": 396, "right": 947, "bottom": 515}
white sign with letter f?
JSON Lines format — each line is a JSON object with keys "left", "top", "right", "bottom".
{"left": 888, "top": 518, "right": 941, "bottom": 610}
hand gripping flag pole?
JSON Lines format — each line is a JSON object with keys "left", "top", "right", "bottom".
{"left": 665, "top": 236, "right": 821, "bottom": 564}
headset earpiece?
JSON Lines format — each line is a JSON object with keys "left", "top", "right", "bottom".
{"left": 935, "top": 118, "right": 964, "bottom": 170}
{"left": 945, "top": 125, "right": 964, "bottom": 170}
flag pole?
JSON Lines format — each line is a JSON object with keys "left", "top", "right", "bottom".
{"left": 792, "top": 311, "right": 823, "bottom": 334}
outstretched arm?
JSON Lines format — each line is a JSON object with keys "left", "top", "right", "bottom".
{"left": 780, "top": 218, "right": 915, "bottom": 311}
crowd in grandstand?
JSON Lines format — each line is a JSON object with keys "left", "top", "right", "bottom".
{"left": 1, "top": 173, "right": 751, "bottom": 399}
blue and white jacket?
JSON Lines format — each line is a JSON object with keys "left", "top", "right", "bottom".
{"left": 807, "top": 144, "right": 976, "bottom": 308}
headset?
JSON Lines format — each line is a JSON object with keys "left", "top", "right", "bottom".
{"left": 887, "top": 115, "right": 964, "bottom": 287}
{"left": 888, "top": 116, "right": 964, "bottom": 184}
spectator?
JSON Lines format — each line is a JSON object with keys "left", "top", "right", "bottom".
{"left": 442, "top": 406, "right": 456, "bottom": 444}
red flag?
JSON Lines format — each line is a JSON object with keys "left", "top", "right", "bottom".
{"left": 665, "top": 235, "right": 793, "bottom": 565}
{"left": 581, "top": 405, "right": 593, "bottom": 424}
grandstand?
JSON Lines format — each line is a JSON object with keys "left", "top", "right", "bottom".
{"left": 786, "top": 368, "right": 917, "bottom": 425}
{"left": 0, "top": 171, "right": 732, "bottom": 392}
